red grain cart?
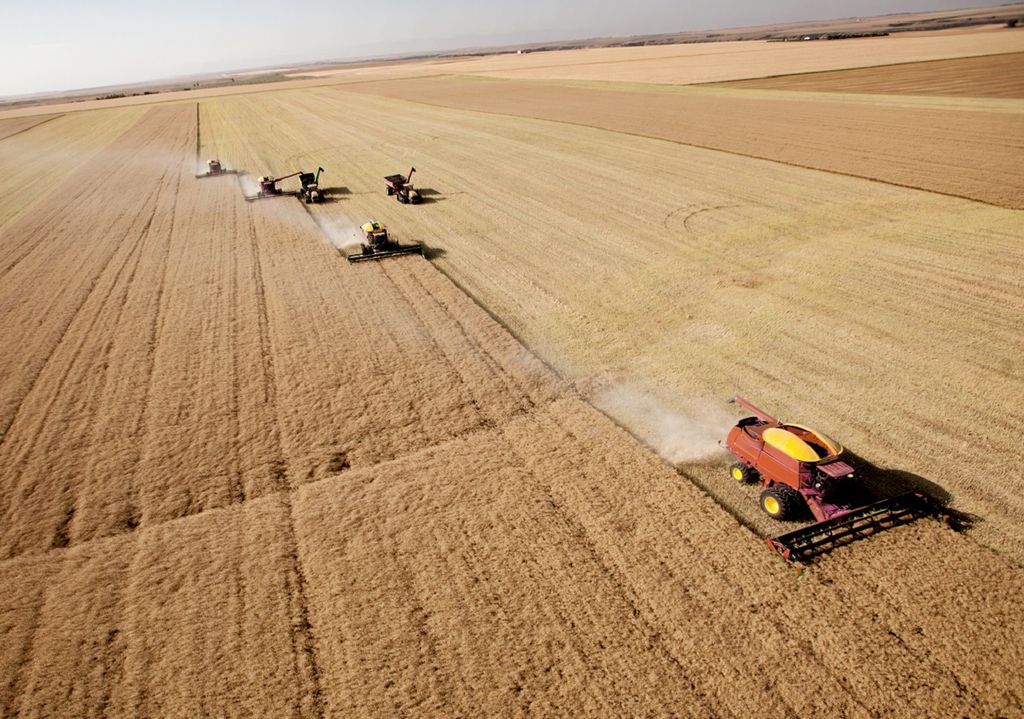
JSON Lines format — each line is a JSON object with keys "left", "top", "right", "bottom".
{"left": 384, "top": 167, "right": 421, "bottom": 204}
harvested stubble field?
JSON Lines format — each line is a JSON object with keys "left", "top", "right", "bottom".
{"left": 344, "top": 75, "right": 1024, "bottom": 209}
{"left": 0, "top": 115, "right": 60, "bottom": 142}
{"left": 717, "top": 51, "right": 1024, "bottom": 97}
{"left": 200, "top": 86, "right": 1024, "bottom": 561}
{"left": 1, "top": 27, "right": 1024, "bottom": 717}
{"left": 389, "top": 25, "right": 1024, "bottom": 85}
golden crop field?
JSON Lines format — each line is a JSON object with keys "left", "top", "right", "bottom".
{"left": 375, "top": 25, "right": 1024, "bottom": 84}
{"left": 718, "top": 51, "right": 1024, "bottom": 97}
{"left": 343, "top": 75, "right": 1024, "bottom": 208}
{"left": 2, "top": 26, "right": 1024, "bottom": 717}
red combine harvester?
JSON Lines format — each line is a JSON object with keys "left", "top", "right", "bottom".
{"left": 725, "top": 396, "right": 938, "bottom": 563}
{"left": 248, "top": 171, "right": 302, "bottom": 200}
{"left": 246, "top": 168, "right": 328, "bottom": 202}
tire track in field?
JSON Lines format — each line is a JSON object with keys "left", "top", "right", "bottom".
{"left": 0, "top": 111, "right": 164, "bottom": 280}
{"left": 0, "top": 205, "right": 162, "bottom": 556}
{"left": 499, "top": 428, "right": 722, "bottom": 716}
{"left": 245, "top": 202, "right": 327, "bottom": 718}
{"left": 0, "top": 105, "right": 208, "bottom": 556}
{"left": 0, "top": 107, "right": 180, "bottom": 445}
{"left": 387, "top": 260, "right": 553, "bottom": 419}
{"left": 130, "top": 166, "right": 181, "bottom": 526}
{"left": 377, "top": 260, "right": 491, "bottom": 429}
{"left": 0, "top": 114, "right": 61, "bottom": 142}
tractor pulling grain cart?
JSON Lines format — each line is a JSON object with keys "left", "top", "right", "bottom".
{"left": 384, "top": 167, "right": 421, "bottom": 204}
{"left": 725, "top": 396, "right": 940, "bottom": 563}
{"left": 347, "top": 220, "right": 423, "bottom": 263}
{"left": 297, "top": 167, "right": 326, "bottom": 204}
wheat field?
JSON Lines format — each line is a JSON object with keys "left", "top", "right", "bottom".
{"left": 1, "top": 27, "right": 1023, "bottom": 717}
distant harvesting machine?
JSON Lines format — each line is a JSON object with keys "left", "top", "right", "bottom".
{"left": 725, "top": 396, "right": 939, "bottom": 563}
{"left": 246, "top": 167, "right": 327, "bottom": 203}
{"left": 347, "top": 220, "right": 423, "bottom": 263}
{"left": 197, "top": 159, "right": 236, "bottom": 178}
{"left": 384, "top": 167, "right": 421, "bottom": 204}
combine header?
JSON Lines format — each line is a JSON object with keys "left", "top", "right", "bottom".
{"left": 384, "top": 167, "right": 421, "bottom": 204}
{"left": 347, "top": 221, "right": 423, "bottom": 263}
{"left": 765, "top": 492, "right": 939, "bottom": 563}
{"left": 725, "top": 396, "right": 941, "bottom": 563}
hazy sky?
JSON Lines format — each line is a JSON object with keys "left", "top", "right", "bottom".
{"left": 0, "top": 0, "right": 1003, "bottom": 97}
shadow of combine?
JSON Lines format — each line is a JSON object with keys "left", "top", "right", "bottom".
{"left": 415, "top": 188, "right": 444, "bottom": 204}
{"left": 848, "top": 452, "right": 977, "bottom": 531}
{"left": 421, "top": 244, "right": 447, "bottom": 260}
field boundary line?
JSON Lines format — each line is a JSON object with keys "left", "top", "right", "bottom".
{"left": 338, "top": 85, "right": 1021, "bottom": 210}
{"left": 701, "top": 50, "right": 1024, "bottom": 86}
{"left": 0, "top": 113, "right": 62, "bottom": 143}
{"left": 0, "top": 396, "right": 567, "bottom": 567}
{"left": 0, "top": 74, "right": 448, "bottom": 121}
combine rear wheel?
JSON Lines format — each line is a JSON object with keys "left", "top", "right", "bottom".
{"left": 760, "top": 485, "right": 802, "bottom": 520}
{"left": 729, "top": 463, "right": 757, "bottom": 483}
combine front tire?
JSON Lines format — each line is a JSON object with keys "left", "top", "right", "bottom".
{"left": 729, "top": 463, "right": 756, "bottom": 483}
{"left": 760, "top": 486, "right": 802, "bottom": 520}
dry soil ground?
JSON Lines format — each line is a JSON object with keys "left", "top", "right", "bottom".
{"left": 1, "top": 27, "right": 1024, "bottom": 718}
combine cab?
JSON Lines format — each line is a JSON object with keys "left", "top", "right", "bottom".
{"left": 725, "top": 396, "right": 940, "bottom": 563}
{"left": 347, "top": 220, "right": 423, "bottom": 263}
{"left": 384, "top": 167, "right": 421, "bottom": 204}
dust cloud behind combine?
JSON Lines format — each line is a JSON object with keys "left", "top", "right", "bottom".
{"left": 593, "top": 383, "right": 733, "bottom": 465}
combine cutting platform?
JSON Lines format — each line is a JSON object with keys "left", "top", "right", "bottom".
{"left": 196, "top": 159, "right": 237, "bottom": 179}
{"left": 347, "top": 220, "right": 423, "bottom": 263}
{"left": 765, "top": 492, "right": 942, "bottom": 563}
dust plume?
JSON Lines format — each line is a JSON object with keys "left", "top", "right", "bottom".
{"left": 592, "top": 383, "right": 733, "bottom": 465}
{"left": 238, "top": 173, "right": 259, "bottom": 198}
{"left": 317, "top": 215, "right": 363, "bottom": 252}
